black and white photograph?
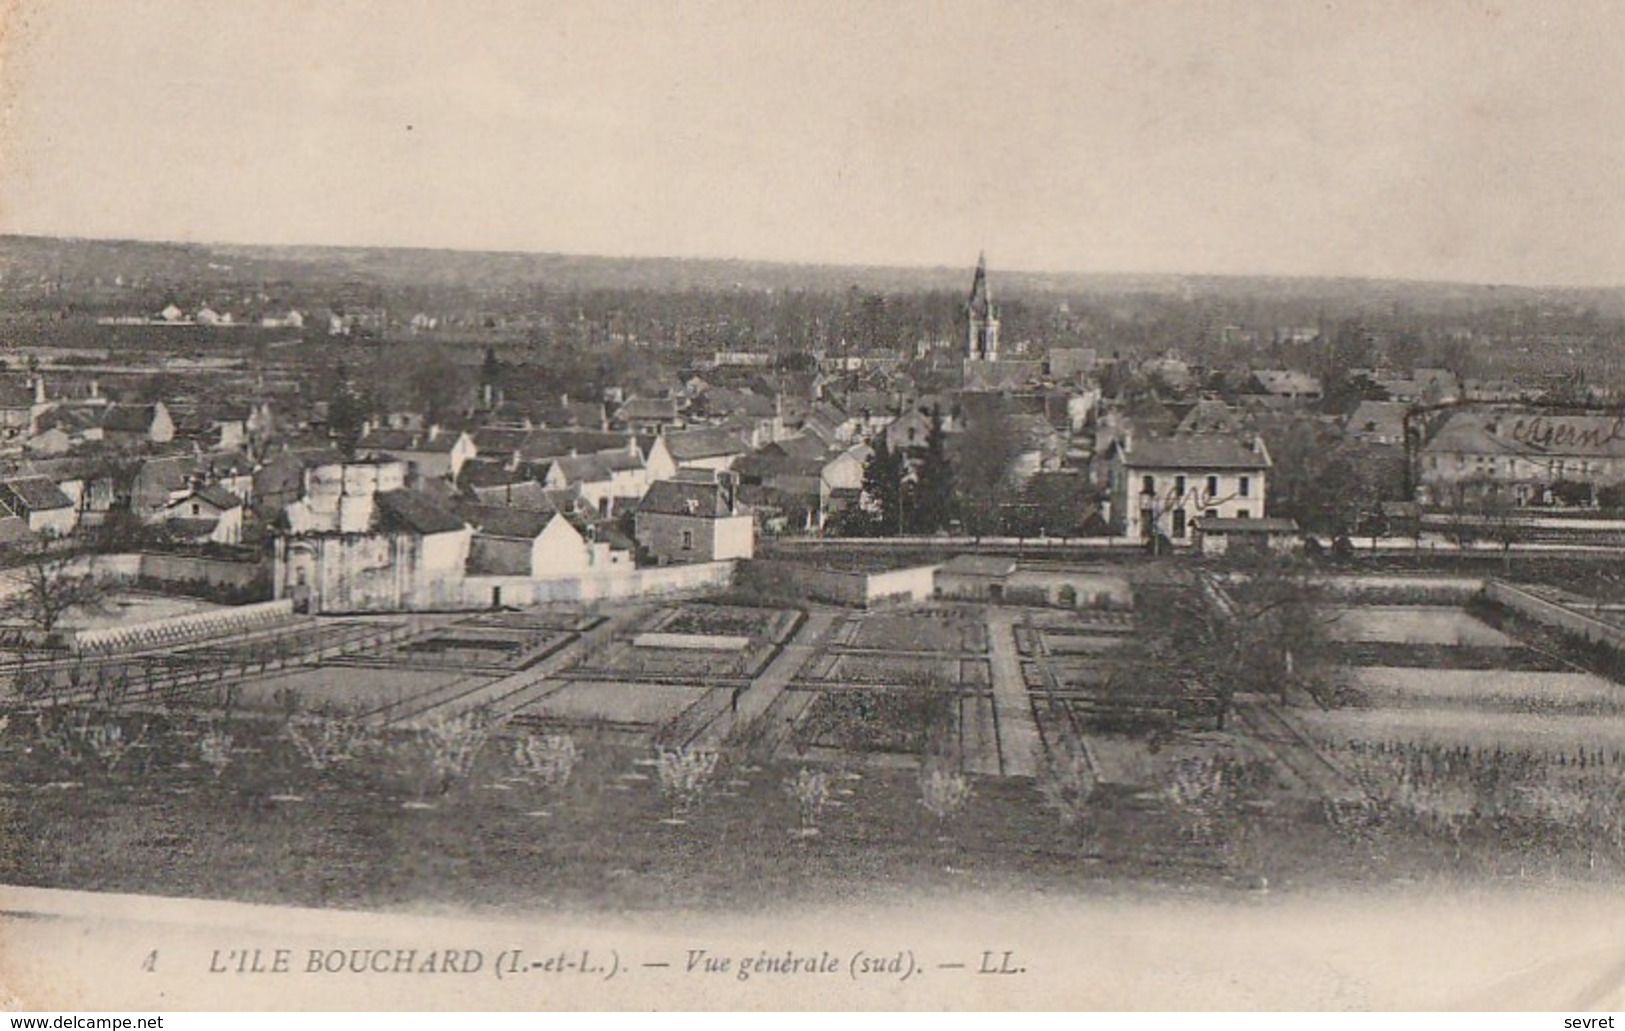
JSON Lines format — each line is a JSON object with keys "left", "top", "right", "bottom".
{"left": 6, "top": 0, "right": 1625, "bottom": 1014}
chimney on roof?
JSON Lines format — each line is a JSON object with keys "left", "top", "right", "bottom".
{"left": 33, "top": 378, "right": 45, "bottom": 405}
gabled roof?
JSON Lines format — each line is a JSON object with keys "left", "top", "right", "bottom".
{"left": 1345, "top": 400, "right": 1410, "bottom": 437}
{"left": 45, "top": 407, "right": 107, "bottom": 434}
{"left": 164, "top": 517, "right": 221, "bottom": 538}
{"left": 636, "top": 478, "right": 736, "bottom": 518}
{"left": 1249, "top": 370, "right": 1323, "bottom": 396}
{"left": 374, "top": 490, "right": 468, "bottom": 535}
{"left": 0, "top": 475, "right": 73, "bottom": 511}
{"left": 519, "top": 429, "right": 631, "bottom": 462}
{"left": 469, "top": 480, "right": 555, "bottom": 510}
{"left": 664, "top": 427, "right": 749, "bottom": 462}
{"left": 940, "top": 554, "right": 1017, "bottom": 578}
{"left": 192, "top": 484, "right": 243, "bottom": 510}
{"left": 465, "top": 504, "right": 558, "bottom": 540}
{"left": 471, "top": 427, "right": 530, "bottom": 455}
{"left": 459, "top": 459, "right": 528, "bottom": 489}
{"left": 101, "top": 404, "right": 160, "bottom": 433}
{"left": 358, "top": 428, "right": 418, "bottom": 451}
{"left": 17, "top": 456, "right": 115, "bottom": 483}
{"left": 1421, "top": 411, "right": 1625, "bottom": 460}
{"left": 615, "top": 396, "right": 680, "bottom": 421}
{"left": 767, "top": 434, "right": 831, "bottom": 461}
{"left": 1114, "top": 435, "right": 1269, "bottom": 471}
{"left": 0, "top": 381, "right": 36, "bottom": 409}
{"left": 194, "top": 450, "right": 254, "bottom": 478}
{"left": 546, "top": 453, "right": 615, "bottom": 484}
{"left": 597, "top": 450, "right": 644, "bottom": 473}
{"left": 0, "top": 515, "right": 36, "bottom": 543}
{"left": 1175, "top": 399, "right": 1240, "bottom": 436}
{"left": 532, "top": 400, "right": 607, "bottom": 429}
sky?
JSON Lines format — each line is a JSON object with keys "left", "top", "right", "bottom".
{"left": 2, "top": 0, "right": 1624, "bottom": 287}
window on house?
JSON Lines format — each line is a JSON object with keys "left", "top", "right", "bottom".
{"left": 1206, "top": 475, "right": 1218, "bottom": 497}
{"left": 1141, "top": 475, "right": 1154, "bottom": 495}
{"left": 1237, "top": 508, "right": 1250, "bottom": 519}
{"left": 1239, "top": 476, "right": 1250, "bottom": 497}
{"left": 1204, "top": 509, "right": 1218, "bottom": 520}
{"left": 681, "top": 529, "right": 694, "bottom": 551}
{"left": 191, "top": 503, "right": 200, "bottom": 516}
{"left": 1172, "top": 509, "right": 1186, "bottom": 538}
{"left": 1174, "top": 475, "right": 1185, "bottom": 496}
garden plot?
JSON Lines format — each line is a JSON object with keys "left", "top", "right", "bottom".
{"left": 1029, "top": 659, "right": 1121, "bottom": 693}
{"left": 1331, "top": 641, "right": 1566, "bottom": 671}
{"left": 55, "top": 592, "right": 224, "bottom": 631}
{"left": 1296, "top": 706, "right": 1625, "bottom": 753}
{"left": 1040, "top": 632, "right": 1130, "bottom": 656}
{"left": 648, "top": 603, "right": 791, "bottom": 640}
{"left": 846, "top": 612, "right": 987, "bottom": 653}
{"left": 232, "top": 666, "right": 483, "bottom": 712}
{"left": 1323, "top": 606, "right": 1514, "bottom": 647}
{"left": 786, "top": 686, "right": 957, "bottom": 757}
{"left": 520, "top": 680, "right": 710, "bottom": 728}
{"left": 578, "top": 639, "right": 753, "bottom": 680}
{"left": 1351, "top": 667, "right": 1625, "bottom": 714}
{"left": 460, "top": 610, "right": 604, "bottom": 633}
{"left": 814, "top": 653, "right": 957, "bottom": 687}
{"left": 386, "top": 619, "right": 579, "bottom": 670}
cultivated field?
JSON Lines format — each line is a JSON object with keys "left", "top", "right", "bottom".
{"left": 1324, "top": 605, "right": 1515, "bottom": 646}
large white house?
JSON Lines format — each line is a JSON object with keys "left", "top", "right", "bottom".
{"left": 1102, "top": 433, "right": 1272, "bottom": 544}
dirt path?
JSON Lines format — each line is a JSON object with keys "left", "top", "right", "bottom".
{"left": 689, "top": 608, "right": 840, "bottom": 750}
{"left": 985, "top": 610, "right": 1039, "bottom": 777}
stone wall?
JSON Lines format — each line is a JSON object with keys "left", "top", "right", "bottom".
{"left": 1484, "top": 579, "right": 1625, "bottom": 651}
{"left": 738, "top": 559, "right": 937, "bottom": 607}
{"left": 462, "top": 560, "right": 736, "bottom": 609}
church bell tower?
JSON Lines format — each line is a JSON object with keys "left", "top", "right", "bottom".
{"left": 966, "top": 252, "right": 999, "bottom": 362}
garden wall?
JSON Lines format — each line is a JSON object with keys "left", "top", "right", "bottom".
{"left": 1484, "top": 579, "right": 1625, "bottom": 652}
{"left": 138, "top": 552, "right": 268, "bottom": 591}
{"left": 737, "top": 559, "right": 937, "bottom": 607}
{"left": 462, "top": 560, "right": 736, "bottom": 608}
{"left": 1314, "top": 574, "right": 1485, "bottom": 603}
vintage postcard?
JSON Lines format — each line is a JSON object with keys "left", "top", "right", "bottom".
{"left": 4, "top": 0, "right": 1625, "bottom": 1012}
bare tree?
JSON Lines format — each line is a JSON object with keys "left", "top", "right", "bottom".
{"left": 1143, "top": 558, "right": 1343, "bottom": 730}
{"left": 0, "top": 535, "right": 108, "bottom": 638}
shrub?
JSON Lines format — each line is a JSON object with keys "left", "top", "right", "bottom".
{"left": 1035, "top": 737, "right": 1097, "bottom": 833}
{"left": 285, "top": 708, "right": 376, "bottom": 772}
{"left": 198, "top": 724, "right": 234, "bottom": 780}
{"left": 511, "top": 732, "right": 579, "bottom": 792}
{"left": 272, "top": 686, "right": 303, "bottom": 722}
{"left": 407, "top": 707, "right": 507, "bottom": 797}
{"left": 34, "top": 706, "right": 149, "bottom": 774}
{"left": 784, "top": 766, "right": 831, "bottom": 833}
{"left": 918, "top": 755, "right": 972, "bottom": 824}
{"left": 655, "top": 745, "right": 720, "bottom": 819}
{"left": 1164, "top": 752, "right": 1269, "bottom": 846}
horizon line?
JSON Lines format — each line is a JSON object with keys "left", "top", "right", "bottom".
{"left": 0, "top": 230, "right": 1615, "bottom": 296}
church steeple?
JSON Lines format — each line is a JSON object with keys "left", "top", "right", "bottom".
{"left": 966, "top": 252, "right": 999, "bottom": 362}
